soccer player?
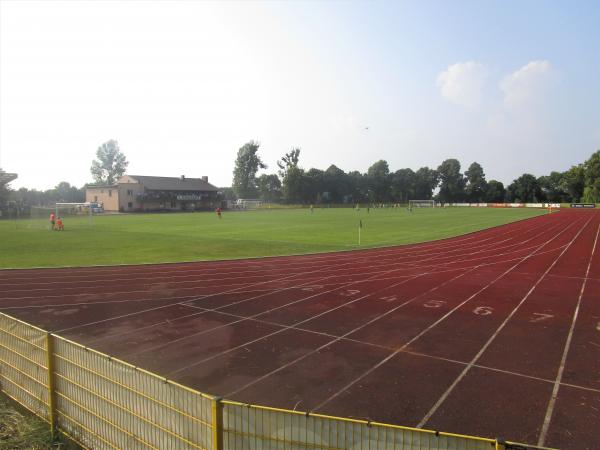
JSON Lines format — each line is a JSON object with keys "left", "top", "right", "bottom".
{"left": 49, "top": 212, "right": 56, "bottom": 230}
{"left": 216, "top": 207, "right": 222, "bottom": 219}
{"left": 56, "top": 217, "right": 64, "bottom": 231}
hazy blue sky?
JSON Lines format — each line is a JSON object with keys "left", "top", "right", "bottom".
{"left": 1, "top": 0, "right": 599, "bottom": 190}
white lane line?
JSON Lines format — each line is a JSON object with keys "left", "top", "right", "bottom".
{"left": 1, "top": 214, "right": 566, "bottom": 307}
{"left": 417, "top": 215, "right": 593, "bottom": 428}
{"left": 0, "top": 212, "right": 553, "bottom": 293}
{"left": 75, "top": 214, "right": 571, "bottom": 372}
{"left": 217, "top": 267, "right": 480, "bottom": 394}
{"left": 5, "top": 213, "right": 560, "bottom": 354}
{"left": 310, "top": 214, "right": 584, "bottom": 414}
{"left": 61, "top": 252, "right": 456, "bottom": 337}
{"left": 0, "top": 212, "right": 545, "bottom": 282}
{"left": 131, "top": 263, "right": 436, "bottom": 360}
{"left": 55, "top": 271, "right": 339, "bottom": 334}
{"left": 537, "top": 220, "right": 600, "bottom": 447}
{"left": 47, "top": 219, "right": 554, "bottom": 336}
{"left": 180, "top": 304, "right": 600, "bottom": 396}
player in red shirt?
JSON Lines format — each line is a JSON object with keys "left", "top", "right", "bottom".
{"left": 56, "top": 217, "right": 64, "bottom": 231}
{"left": 216, "top": 207, "right": 222, "bottom": 219}
{"left": 49, "top": 212, "right": 56, "bottom": 230}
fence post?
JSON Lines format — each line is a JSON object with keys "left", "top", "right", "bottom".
{"left": 212, "top": 396, "right": 223, "bottom": 450}
{"left": 45, "top": 332, "right": 57, "bottom": 438}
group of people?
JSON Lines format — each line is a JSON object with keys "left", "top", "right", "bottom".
{"left": 49, "top": 212, "right": 64, "bottom": 231}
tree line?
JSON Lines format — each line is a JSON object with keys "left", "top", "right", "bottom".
{"left": 1, "top": 140, "right": 129, "bottom": 215}
{"left": 232, "top": 141, "right": 600, "bottom": 204}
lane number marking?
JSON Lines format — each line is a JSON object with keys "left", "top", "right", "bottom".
{"left": 379, "top": 295, "right": 397, "bottom": 303}
{"left": 423, "top": 300, "right": 446, "bottom": 308}
{"left": 473, "top": 306, "right": 493, "bottom": 316}
{"left": 530, "top": 313, "right": 554, "bottom": 323}
{"left": 340, "top": 289, "right": 360, "bottom": 297}
{"left": 301, "top": 285, "right": 323, "bottom": 292}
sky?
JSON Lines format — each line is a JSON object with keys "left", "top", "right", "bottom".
{"left": 1, "top": 0, "right": 599, "bottom": 190}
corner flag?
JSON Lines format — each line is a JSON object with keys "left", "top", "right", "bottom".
{"left": 358, "top": 220, "right": 362, "bottom": 246}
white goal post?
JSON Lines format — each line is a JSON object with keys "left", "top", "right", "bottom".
{"left": 408, "top": 199, "right": 435, "bottom": 208}
{"left": 55, "top": 202, "right": 100, "bottom": 225}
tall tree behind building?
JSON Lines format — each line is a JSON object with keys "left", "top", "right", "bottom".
{"left": 90, "top": 140, "right": 129, "bottom": 185}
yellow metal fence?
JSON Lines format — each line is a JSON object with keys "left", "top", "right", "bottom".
{"left": 0, "top": 313, "right": 554, "bottom": 450}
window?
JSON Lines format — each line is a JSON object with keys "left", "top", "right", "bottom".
{"left": 128, "top": 202, "right": 133, "bottom": 209}
{"left": 127, "top": 189, "right": 133, "bottom": 196}
{"left": 100, "top": 189, "right": 104, "bottom": 194}
{"left": 109, "top": 190, "right": 112, "bottom": 197}
{"left": 94, "top": 196, "right": 98, "bottom": 202}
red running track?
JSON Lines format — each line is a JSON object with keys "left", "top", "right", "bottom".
{"left": 1, "top": 209, "right": 599, "bottom": 449}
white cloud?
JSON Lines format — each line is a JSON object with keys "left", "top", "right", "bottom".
{"left": 436, "top": 62, "right": 487, "bottom": 109}
{"left": 500, "top": 60, "right": 553, "bottom": 107}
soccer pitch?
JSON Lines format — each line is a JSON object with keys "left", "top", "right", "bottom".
{"left": 0, "top": 207, "right": 546, "bottom": 268}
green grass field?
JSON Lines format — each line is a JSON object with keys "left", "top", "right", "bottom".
{"left": 0, "top": 207, "right": 546, "bottom": 269}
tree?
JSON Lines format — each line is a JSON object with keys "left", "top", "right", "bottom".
{"left": 256, "top": 174, "right": 282, "bottom": 202}
{"left": 538, "top": 172, "right": 567, "bottom": 202}
{"left": 391, "top": 168, "right": 415, "bottom": 203}
{"left": 90, "top": 140, "right": 129, "bottom": 185}
{"left": 367, "top": 160, "right": 391, "bottom": 202}
{"left": 303, "top": 168, "right": 325, "bottom": 203}
{"left": 282, "top": 166, "right": 306, "bottom": 203}
{"left": 219, "top": 187, "right": 237, "bottom": 201}
{"left": 53, "top": 182, "right": 85, "bottom": 203}
{"left": 413, "top": 167, "right": 439, "bottom": 200}
{"left": 323, "top": 165, "right": 349, "bottom": 203}
{"left": 277, "top": 148, "right": 301, "bottom": 179}
{"left": 0, "top": 182, "right": 10, "bottom": 214}
{"left": 485, "top": 180, "right": 506, "bottom": 202}
{"left": 582, "top": 150, "right": 600, "bottom": 202}
{"left": 232, "top": 141, "right": 267, "bottom": 198}
{"left": 464, "top": 162, "right": 487, "bottom": 202}
{"left": 506, "top": 174, "right": 542, "bottom": 202}
{"left": 347, "top": 170, "right": 367, "bottom": 203}
{"left": 560, "top": 165, "right": 585, "bottom": 202}
{"left": 437, "top": 159, "right": 466, "bottom": 202}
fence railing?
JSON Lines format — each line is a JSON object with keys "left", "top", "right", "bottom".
{"left": 0, "top": 312, "right": 556, "bottom": 450}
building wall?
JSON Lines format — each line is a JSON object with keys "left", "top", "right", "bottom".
{"left": 117, "top": 183, "right": 145, "bottom": 212}
{"left": 86, "top": 179, "right": 219, "bottom": 212}
{"left": 85, "top": 186, "right": 119, "bottom": 211}
{"left": 118, "top": 175, "right": 141, "bottom": 184}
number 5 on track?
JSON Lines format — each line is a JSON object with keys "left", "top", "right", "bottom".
{"left": 473, "top": 306, "right": 493, "bottom": 316}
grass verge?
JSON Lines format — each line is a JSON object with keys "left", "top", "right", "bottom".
{"left": 0, "top": 394, "right": 80, "bottom": 450}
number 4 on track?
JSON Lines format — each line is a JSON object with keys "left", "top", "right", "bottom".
{"left": 423, "top": 300, "right": 446, "bottom": 308}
